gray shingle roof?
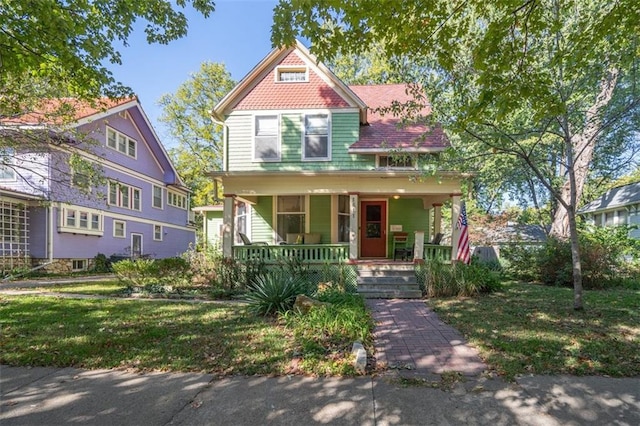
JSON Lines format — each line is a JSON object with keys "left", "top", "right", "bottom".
{"left": 579, "top": 181, "right": 640, "bottom": 213}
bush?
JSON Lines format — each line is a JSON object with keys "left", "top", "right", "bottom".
{"left": 155, "top": 257, "right": 191, "bottom": 287}
{"left": 245, "top": 272, "right": 309, "bottom": 315}
{"left": 505, "top": 225, "right": 640, "bottom": 289}
{"left": 92, "top": 253, "right": 111, "bottom": 273}
{"left": 420, "top": 260, "right": 501, "bottom": 297}
{"left": 112, "top": 259, "right": 158, "bottom": 289}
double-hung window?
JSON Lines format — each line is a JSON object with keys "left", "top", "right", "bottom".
{"left": 276, "top": 195, "right": 305, "bottom": 242}
{"left": 337, "top": 195, "right": 350, "bottom": 243}
{"left": 152, "top": 185, "right": 163, "bottom": 208}
{"left": 303, "top": 114, "right": 330, "bottom": 160}
{"left": 108, "top": 181, "right": 141, "bottom": 211}
{"left": 153, "top": 224, "right": 163, "bottom": 241}
{"left": 254, "top": 115, "right": 280, "bottom": 161}
{"left": 106, "top": 127, "right": 137, "bottom": 158}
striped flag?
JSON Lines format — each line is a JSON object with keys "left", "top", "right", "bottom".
{"left": 456, "top": 201, "right": 471, "bottom": 264}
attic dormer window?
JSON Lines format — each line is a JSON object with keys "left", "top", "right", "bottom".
{"left": 275, "top": 66, "right": 308, "bottom": 82}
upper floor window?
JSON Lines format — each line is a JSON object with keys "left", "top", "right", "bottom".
{"left": 0, "top": 149, "right": 16, "bottom": 180}
{"left": 303, "top": 114, "right": 330, "bottom": 160}
{"left": 152, "top": 185, "right": 163, "bottom": 209}
{"left": 275, "top": 66, "right": 308, "bottom": 82}
{"left": 254, "top": 115, "right": 280, "bottom": 161}
{"left": 168, "top": 190, "right": 187, "bottom": 209}
{"left": 377, "top": 154, "right": 415, "bottom": 169}
{"left": 108, "top": 181, "right": 141, "bottom": 211}
{"left": 60, "top": 206, "right": 103, "bottom": 236}
{"left": 106, "top": 127, "right": 137, "bottom": 158}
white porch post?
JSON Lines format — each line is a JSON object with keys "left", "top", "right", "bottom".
{"left": 432, "top": 203, "right": 442, "bottom": 240}
{"left": 413, "top": 231, "right": 424, "bottom": 262}
{"left": 222, "top": 194, "right": 235, "bottom": 259}
{"left": 450, "top": 194, "right": 462, "bottom": 262}
{"left": 349, "top": 193, "right": 359, "bottom": 260}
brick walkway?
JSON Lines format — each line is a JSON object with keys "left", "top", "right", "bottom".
{"left": 366, "top": 299, "right": 487, "bottom": 376}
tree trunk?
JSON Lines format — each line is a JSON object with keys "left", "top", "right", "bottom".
{"left": 550, "top": 68, "right": 620, "bottom": 239}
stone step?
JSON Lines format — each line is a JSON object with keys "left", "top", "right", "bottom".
{"left": 357, "top": 276, "right": 418, "bottom": 285}
{"left": 358, "top": 289, "right": 423, "bottom": 299}
{"left": 357, "top": 282, "right": 420, "bottom": 291}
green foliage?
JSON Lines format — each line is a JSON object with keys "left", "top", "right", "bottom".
{"left": 1, "top": 0, "right": 216, "bottom": 100}
{"left": 419, "top": 260, "right": 502, "bottom": 297}
{"left": 245, "top": 272, "right": 309, "bottom": 316}
{"left": 503, "top": 226, "right": 640, "bottom": 289}
{"left": 92, "top": 253, "right": 111, "bottom": 273}
{"left": 158, "top": 62, "right": 236, "bottom": 206}
{"left": 112, "top": 259, "right": 159, "bottom": 289}
{"left": 282, "top": 292, "right": 373, "bottom": 376}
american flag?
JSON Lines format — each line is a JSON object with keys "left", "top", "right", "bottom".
{"left": 456, "top": 201, "right": 471, "bottom": 264}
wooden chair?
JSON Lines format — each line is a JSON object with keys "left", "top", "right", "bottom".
{"left": 238, "top": 232, "right": 268, "bottom": 245}
{"left": 430, "top": 232, "right": 443, "bottom": 245}
{"left": 392, "top": 232, "right": 411, "bottom": 261}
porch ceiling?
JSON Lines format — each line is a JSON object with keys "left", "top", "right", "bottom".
{"left": 213, "top": 171, "right": 463, "bottom": 198}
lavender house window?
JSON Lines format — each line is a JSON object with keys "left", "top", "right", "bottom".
{"left": 152, "top": 185, "right": 163, "bottom": 208}
{"left": 108, "top": 181, "right": 142, "bottom": 211}
{"left": 106, "top": 127, "right": 137, "bottom": 158}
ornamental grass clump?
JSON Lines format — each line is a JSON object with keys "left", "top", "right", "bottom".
{"left": 245, "top": 272, "right": 309, "bottom": 315}
{"left": 422, "top": 260, "right": 501, "bottom": 297}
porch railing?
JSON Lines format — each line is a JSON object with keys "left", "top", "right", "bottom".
{"left": 423, "top": 244, "right": 452, "bottom": 262}
{"left": 233, "top": 244, "right": 350, "bottom": 264}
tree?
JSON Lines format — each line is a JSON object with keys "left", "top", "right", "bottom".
{"left": 0, "top": 0, "right": 217, "bottom": 201}
{"left": 272, "top": 0, "right": 640, "bottom": 310}
{"left": 158, "top": 62, "right": 236, "bottom": 206}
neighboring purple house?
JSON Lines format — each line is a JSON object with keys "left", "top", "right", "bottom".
{"left": 0, "top": 98, "right": 195, "bottom": 273}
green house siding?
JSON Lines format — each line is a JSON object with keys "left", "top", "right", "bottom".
{"left": 252, "top": 196, "right": 274, "bottom": 242}
{"left": 205, "top": 211, "right": 223, "bottom": 247}
{"left": 387, "top": 198, "right": 429, "bottom": 257}
{"left": 226, "top": 111, "right": 374, "bottom": 172}
{"left": 309, "top": 195, "right": 331, "bottom": 243}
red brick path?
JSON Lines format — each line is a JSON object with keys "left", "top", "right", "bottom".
{"left": 366, "top": 299, "right": 487, "bottom": 376}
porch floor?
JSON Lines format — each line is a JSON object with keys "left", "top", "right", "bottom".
{"left": 366, "top": 299, "right": 487, "bottom": 376}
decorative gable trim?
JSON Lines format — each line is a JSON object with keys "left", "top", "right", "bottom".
{"left": 213, "top": 40, "right": 367, "bottom": 123}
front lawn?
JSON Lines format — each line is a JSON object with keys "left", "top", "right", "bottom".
{"left": 428, "top": 282, "right": 640, "bottom": 380}
{"left": 0, "top": 290, "right": 371, "bottom": 376}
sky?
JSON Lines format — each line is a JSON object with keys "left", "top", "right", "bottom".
{"left": 108, "top": 0, "right": 281, "bottom": 148}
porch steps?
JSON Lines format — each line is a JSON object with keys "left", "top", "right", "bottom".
{"left": 356, "top": 263, "right": 422, "bottom": 299}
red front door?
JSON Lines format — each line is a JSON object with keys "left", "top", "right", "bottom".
{"left": 360, "top": 200, "right": 387, "bottom": 257}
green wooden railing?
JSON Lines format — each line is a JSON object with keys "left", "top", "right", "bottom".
{"left": 233, "top": 244, "right": 350, "bottom": 264}
{"left": 423, "top": 244, "right": 452, "bottom": 262}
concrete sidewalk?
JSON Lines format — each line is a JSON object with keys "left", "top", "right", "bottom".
{"left": 1, "top": 365, "right": 638, "bottom": 425}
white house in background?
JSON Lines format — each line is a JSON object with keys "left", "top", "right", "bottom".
{"left": 578, "top": 181, "right": 640, "bottom": 239}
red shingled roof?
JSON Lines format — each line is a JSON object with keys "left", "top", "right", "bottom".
{"left": 348, "top": 84, "right": 448, "bottom": 152}
{"left": 231, "top": 50, "right": 351, "bottom": 110}
{"left": 2, "top": 98, "right": 136, "bottom": 126}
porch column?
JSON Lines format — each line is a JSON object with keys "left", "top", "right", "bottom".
{"left": 432, "top": 203, "right": 442, "bottom": 240}
{"left": 450, "top": 194, "right": 462, "bottom": 262}
{"left": 222, "top": 194, "right": 235, "bottom": 259}
{"left": 349, "top": 193, "right": 359, "bottom": 261}
{"left": 413, "top": 231, "right": 424, "bottom": 263}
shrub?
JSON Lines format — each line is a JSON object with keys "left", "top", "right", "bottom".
{"left": 420, "top": 260, "right": 501, "bottom": 297}
{"left": 245, "top": 272, "right": 309, "bottom": 315}
{"left": 508, "top": 225, "right": 640, "bottom": 289}
{"left": 92, "top": 253, "right": 111, "bottom": 273}
{"left": 112, "top": 259, "right": 159, "bottom": 289}
{"left": 155, "top": 257, "right": 192, "bottom": 287}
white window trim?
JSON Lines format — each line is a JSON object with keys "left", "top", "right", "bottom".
{"left": 252, "top": 114, "right": 281, "bottom": 162}
{"left": 113, "top": 220, "right": 126, "bottom": 238}
{"left": 376, "top": 154, "right": 417, "bottom": 170}
{"left": 106, "top": 126, "right": 137, "bottom": 159}
{"left": 153, "top": 224, "right": 163, "bottom": 241}
{"left": 273, "top": 195, "right": 308, "bottom": 242}
{"left": 152, "top": 185, "right": 163, "bottom": 209}
{"left": 59, "top": 206, "right": 104, "bottom": 236}
{"left": 167, "top": 190, "right": 187, "bottom": 210}
{"left": 108, "top": 181, "right": 142, "bottom": 211}
{"left": 302, "top": 113, "right": 331, "bottom": 162}
{"left": 72, "top": 259, "right": 87, "bottom": 271}
{"left": 274, "top": 66, "right": 309, "bottom": 83}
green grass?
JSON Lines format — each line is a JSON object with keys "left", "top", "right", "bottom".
{"left": 0, "top": 289, "right": 372, "bottom": 376}
{"left": 31, "top": 280, "right": 126, "bottom": 296}
{"left": 428, "top": 282, "right": 640, "bottom": 381}
{"left": 0, "top": 296, "right": 291, "bottom": 375}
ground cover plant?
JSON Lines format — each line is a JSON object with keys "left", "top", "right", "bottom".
{"left": 428, "top": 281, "right": 640, "bottom": 381}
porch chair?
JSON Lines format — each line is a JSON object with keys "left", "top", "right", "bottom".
{"left": 430, "top": 232, "right": 443, "bottom": 245}
{"left": 392, "top": 232, "right": 412, "bottom": 261}
{"left": 238, "top": 232, "right": 268, "bottom": 245}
